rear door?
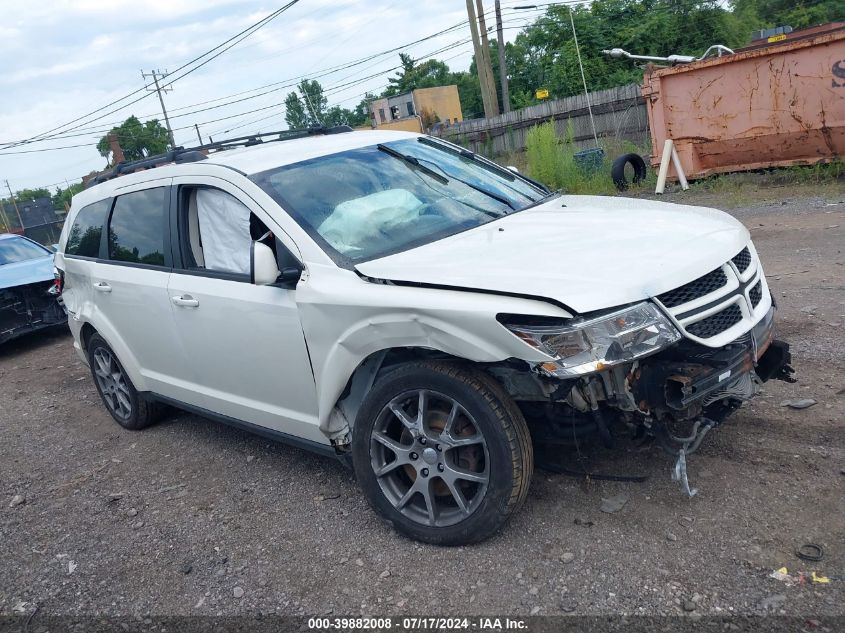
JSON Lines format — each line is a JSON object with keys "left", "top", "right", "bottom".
{"left": 165, "top": 175, "right": 323, "bottom": 444}
{"left": 60, "top": 198, "right": 112, "bottom": 327}
{"left": 90, "top": 180, "right": 196, "bottom": 402}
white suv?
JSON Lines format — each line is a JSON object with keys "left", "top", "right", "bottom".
{"left": 55, "top": 127, "right": 793, "bottom": 545}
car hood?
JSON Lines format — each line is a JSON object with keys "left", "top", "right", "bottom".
{"left": 355, "top": 195, "right": 750, "bottom": 314}
{"left": 0, "top": 255, "right": 55, "bottom": 289}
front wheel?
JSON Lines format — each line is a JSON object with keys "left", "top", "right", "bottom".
{"left": 352, "top": 362, "right": 533, "bottom": 545}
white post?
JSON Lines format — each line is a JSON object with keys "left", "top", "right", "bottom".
{"left": 655, "top": 139, "right": 674, "bottom": 194}
{"left": 671, "top": 144, "right": 690, "bottom": 190}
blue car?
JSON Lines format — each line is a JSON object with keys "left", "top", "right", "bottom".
{"left": 0, "top": 233, "right": 65, "bottom": 344}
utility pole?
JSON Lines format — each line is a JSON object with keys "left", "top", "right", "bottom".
{"left": 194, "top": 124, "right": 204, "bottom": 146}
{"left": 4, "top": 180, "right": 24, "bottom": 232}
{"left": 466, "top": 0, "right": 496, "bottom": 119}
{"left": 475, "top": 0, "right": 500, "bottom": 117}
{"left": 142, "top": 70, "right": 176, "bottom": 148}
{"left": 0, "top": 190, "right": 11, "bottom": 232}
{"left": 495, "top": 0, "right": 510, "bottom": 113}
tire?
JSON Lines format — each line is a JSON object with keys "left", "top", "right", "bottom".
{"left": 611, "top": 153, "right": 647, "bottom": 191}
{"left": 87, "top": 333, "right": 162, "bottom": 430}
{"left": 352, "top": 361, "right": 533, "bottom": 545}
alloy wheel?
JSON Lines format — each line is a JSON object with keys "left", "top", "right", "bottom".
{"left": 369, "top": 389, "right": 489, "bottom": 527}
{"left": 92, "top": 348, "right": 133, "bottom": 420}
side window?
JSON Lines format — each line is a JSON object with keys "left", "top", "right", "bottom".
{"left": 108, "top": 188, "right": 167, "bottom": 266}
{"left": 66, "top": 199, "right": 110, "bottom": 257}
{"left": 179, "top": 187, "right": 274, "bottom": 277}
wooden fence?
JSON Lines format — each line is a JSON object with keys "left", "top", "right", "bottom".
{"left": 433, "top": 83, "right": 649, "bottom": 155}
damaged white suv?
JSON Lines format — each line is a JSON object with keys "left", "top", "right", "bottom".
{"left": 55, "top": 127, "right": 793, "bottom": 545}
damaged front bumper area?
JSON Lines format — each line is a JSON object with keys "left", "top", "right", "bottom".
{"left": 498, "top": 306, "right": 793, "bottom": 494}
{"left": 0, "top": 280, "right": 66, "bottom": 344}
{"left": 630, "top": 306, "right": 793, "bottom": 424}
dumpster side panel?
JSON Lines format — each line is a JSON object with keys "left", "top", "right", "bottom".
{"left": 645, "top": 31, "right": 845, "bottom": 179}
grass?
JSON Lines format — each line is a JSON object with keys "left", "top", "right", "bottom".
{"left": 514, "top": 121, "right": 845, "bottom": 203}
{"left": 523, "top": 121, "right": 653, "bottom": 195}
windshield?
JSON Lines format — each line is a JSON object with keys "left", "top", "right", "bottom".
{"left": 250, "top": 138, "right": 550, "bottom": 263}
{"left": 0, "top": 236, "right": 50, "bottom": 265}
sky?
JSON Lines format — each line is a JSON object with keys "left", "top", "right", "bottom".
{"left": 0, "top": 0, "right": 552, "bottom": 194}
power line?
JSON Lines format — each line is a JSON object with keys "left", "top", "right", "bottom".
{"left": 0, "top": 1, "right": 303, "bottom": 150}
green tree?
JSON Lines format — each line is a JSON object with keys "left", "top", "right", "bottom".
{"left": 284, "top": 91, "right": 309, "bottom": 129}
{"left": 732, "top": 0, "right": 845, "bottom": 30}
{"left": 97, "top": 116, "right": 170, "bottom": 164}
{"left": 14, "top": 187, "right": 51, "bottom": 201}
{"left": 284, "top": 79, "right": 365, "bottom": 129}
{"left": 52, "top": 182, "right": 84, "bottom": 211}
{"left": 385, "top": 53, "right": 453, "bottom": 95}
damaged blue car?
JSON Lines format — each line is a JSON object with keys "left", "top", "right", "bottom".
{"left": 0, "top": 233, "right": 65, "bottom": 345}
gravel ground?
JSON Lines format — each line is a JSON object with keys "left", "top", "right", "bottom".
{"left": 1, "top": 191, "right": 843, "bottom": 621}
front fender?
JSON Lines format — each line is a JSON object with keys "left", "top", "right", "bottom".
{"left": 296, "top": 266, "right": 569, "bottom": 437}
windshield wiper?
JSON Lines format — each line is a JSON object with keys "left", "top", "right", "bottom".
{"left": 377, "top": 144, "right": 448, "bottom": 184}
{"left": 412, "top": 155, "right": 518, "bottom": 211}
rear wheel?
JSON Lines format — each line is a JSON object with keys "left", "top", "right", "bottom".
{"left": 87, "top": 333, "right": 161, "bottom": 430}
{"left": 352, "top": 362, "right": 533, "bottom": 545}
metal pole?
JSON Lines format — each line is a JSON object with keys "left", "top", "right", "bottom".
{"left": 475, "top": 0, "right": 500, "bottom": 117}
{"left": 495, "top": 0, "right": 510, "bottom": 113}
{"left": 569, "top": 8, "right": 599, "bottom": 146}
{"left": 466, "top": 0, "right": 495, "bottom": 119}
{"left": 194, "top": 124, "right": 204, "bottom": 145}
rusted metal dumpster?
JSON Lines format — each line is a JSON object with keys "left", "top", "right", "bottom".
{"left": 643, "top": 26, "right": 845, "bottom": 179}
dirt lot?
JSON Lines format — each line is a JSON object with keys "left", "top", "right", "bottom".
{"left": 1, "top": 188, "right": 844, "bottom": 621}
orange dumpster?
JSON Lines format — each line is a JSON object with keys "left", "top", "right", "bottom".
{"left": 643, "top": 26, "right": 845, "bottom": 180}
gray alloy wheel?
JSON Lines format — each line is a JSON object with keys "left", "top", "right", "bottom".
{"left": 86, "top": 333, "right": 162, "bottom": 431}
{"left": 369, "top": 388, "right": 490, "bottom": 528}
{"left": 92, "top": 347, "right": 133, "bottom": 420}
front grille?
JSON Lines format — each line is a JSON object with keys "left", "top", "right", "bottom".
{"left": 686, "top": 304, "right": 743, "bottom": 339}
{"left": 732, "top": 247, "right": 751, "bottom": 273}
{"left": 749, "top": 280, "right": 762, "bottom": 307}
{"left": 657, "top": 267, "right": 728, "bottom": 308}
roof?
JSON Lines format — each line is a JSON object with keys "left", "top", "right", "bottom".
{"left": 203, "top": 129, "right": 420, "bottom": 174}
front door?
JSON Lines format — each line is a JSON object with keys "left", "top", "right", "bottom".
{"left": 166, "top": 177, "right": 323, "bottom": 444}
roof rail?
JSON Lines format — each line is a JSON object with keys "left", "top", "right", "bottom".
{"left": 85, "top": 125, "right": 354, "bottom": 188}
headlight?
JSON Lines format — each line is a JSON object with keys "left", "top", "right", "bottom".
{"left": 502, "top": 302, "right": 681, "bottom": 378}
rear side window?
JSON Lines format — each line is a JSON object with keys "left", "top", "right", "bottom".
{"left": 66, "top": 199, "right": 110, "bottom": 257}
{"left": 108, "top": 188, "right": 167, "bottom": 266}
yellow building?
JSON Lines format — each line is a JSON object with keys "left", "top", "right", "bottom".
{"left": 368, "top": 85, "right": 463, "bottom": 133}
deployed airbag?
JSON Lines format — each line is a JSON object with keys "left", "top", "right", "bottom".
{"left": 318, "top": 189, "right": 423, "bottom": 256}
{"left": 196, "top": 189, "right": 251, "bottom": 274}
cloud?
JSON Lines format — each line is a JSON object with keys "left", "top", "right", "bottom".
{"left": 0, "top": 1, "right": 531, "bottom": 190}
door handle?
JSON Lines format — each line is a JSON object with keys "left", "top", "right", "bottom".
{"left": 171, "top": 295, "right": 199, "bottom": 308}
{"left": 93, "top": 282, "right": 112, "bottom": 293}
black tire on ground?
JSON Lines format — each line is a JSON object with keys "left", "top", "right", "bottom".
{"left": 87, "top": 333, "right": 162, "bottom": 430}
{"left": 352, "top": 361, "right": 533, "bottom": 545}
{"left": 611, "top": 153, "right": 647, "bottom": 191}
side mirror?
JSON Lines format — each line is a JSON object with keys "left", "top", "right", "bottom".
{"left": 506, "top": 165, "right": 520, "bottom": 174}
{"left": 250, "top": 241, "right": 281, "bottom": 285}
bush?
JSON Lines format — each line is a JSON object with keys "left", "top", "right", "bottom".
{"left": 525, "top": 121, "right": 633, "bottom": 195}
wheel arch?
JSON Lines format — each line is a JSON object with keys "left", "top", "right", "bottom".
{"left": 324, "top": 346, "right": 506, "bottom": 444}
{"left": 78, "top": 321, "right": 149, "bottom": 393}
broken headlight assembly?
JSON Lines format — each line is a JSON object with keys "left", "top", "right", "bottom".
{"left": 501, "top": 302, "right": 682, "bottom": 378}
